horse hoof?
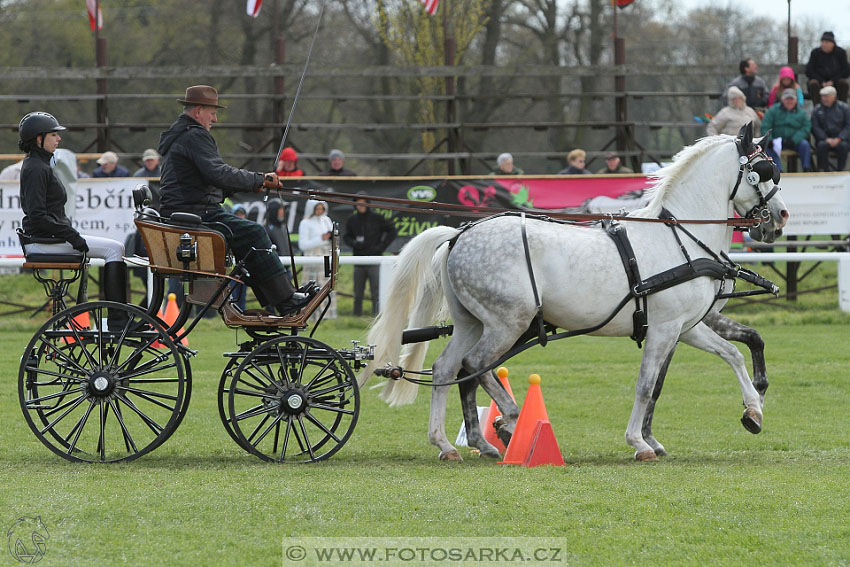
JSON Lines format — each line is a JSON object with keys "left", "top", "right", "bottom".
{"left": 741, "top": 407, "right": 763, "bottom": 434}
{"left": 439, "top": 449, "right": 463, "bottom": 462}
{"left": 478, "top": 446, "right": 501, "bottom": 459}
{"left": 634, "top": 450, "right": 658, "bottom": 462}
{"left": 654, "top": 446, "right": 669, "bottom": 457}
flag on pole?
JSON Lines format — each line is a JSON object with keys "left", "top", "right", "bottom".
{"left": 420, "top": 0, "right": 439, "bottom": 15}
{"left": 616, "top": 0, "right": 635, "bottom": 7}
{"left": 86, "top": 0, "right": 102, "bottom": 30}
{"left": 247, "top": 0, "right": 263, "bottom": 17}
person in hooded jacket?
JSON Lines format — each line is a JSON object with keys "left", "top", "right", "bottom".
{"left": 17, "top": 112, "right": 137, "bottom": 331}
{"left": 298, "top": 200, "right": 336, "bottom": 320}
{"left": 157, "top": 85, "right": 314, "bottom": 316}
{"left": 275, "top": 147, "right": 304, "bottom": 177}
{"left": 768, "top": 66, "right": 804, "bottom": 108}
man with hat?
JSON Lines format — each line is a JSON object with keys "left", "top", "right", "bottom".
{"left": 92, "top": 151, "right": 130, "bottom": 178}
{"left": 343, "top": 192, "right": 396, "bottom": 316}
{"left": 319, "top": 149, "right": 357, "bottom": 176}
{"left": 762, "top": 88, "right": 813, "bottom": 172}
{"left": 157, "top": 84, "right": 314, "bottom": 316}
{"left": 805, "top": 31, "right": 850, "bottom": 105}
{"left": 811, "top": 85, "right": 850, "bottom": 171}
{"left": 596, "top": 151, "right": 633, "bottom": 174}
{"left": 134, "top": 148, "right": 161, "bottom": 177}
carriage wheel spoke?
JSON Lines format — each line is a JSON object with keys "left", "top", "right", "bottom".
{"left": 116, "top": 387, "right": 178, "bottom": 412}
{"left": 274, "top": 347, "right": 293, "bottom": 388}
{"left": 66, "top": 399, "right": 96, "bottom": 455}
{"left": 246, "top": 413, "right": 272, "bottom": 444}
{"left": 249, "top": 413, "right": 284, "bottom": 447}
{"left": 39, "top": 394, "right": 88, "bottom": 434}
{"left": 27, "top": 386, "right": 87, "bottom": 406}
{"left": 98, "top": 400, "right": 107, "bottom": 461}
{"left": 115, "top": 395, "right": 164, "bottom": 436}
{"left": 243, "top": 362, "right": 276, "bottom": 391}
{"left": 109, "top": 399, "right": 138, "bottom": 453}
{"left": 304, "top": 359, "right": 335, "bottom": 389}
{"left": 37, "top": 337, "right": 88, "bottom": 375}
{"left": 279, "top": 416, "right": 294, "bottom": 461}
{"left": 120, "top": 361, "right": 179, "bottom": 381}
{"left": 309, "top": 403, "right": 355, "bottom": 415}
{"left": 309, "top": 381, "right": 352, "bottom": 398}
{"left": 233, "top": 404, "right": 270, "bottom": 422}
{"left": 295, "top": 415, "right": 315, "bottom": 460}
{"left": 304, "top": 411, "right": 341, "bottom": 443}
{"left": 25, "top": 365, "right": 87, "bottom": 383}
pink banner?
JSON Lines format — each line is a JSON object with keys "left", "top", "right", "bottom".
{"left": 492, "top": 176, "right": 651, "bottom": 209}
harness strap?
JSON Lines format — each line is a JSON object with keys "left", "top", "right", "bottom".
{"left": 520, "top": 213, "right": 548, "bottom": 346}
{"left": 605, "top": 221, "right": 648, "bottom": 347}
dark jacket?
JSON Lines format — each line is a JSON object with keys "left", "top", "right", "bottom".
{"left": 812, "top": 100, "right": 850, "bottom": 141}
{"left": 558, "top": 165, "right": 592, "bottom": 175}
{"left": 20, "top": 147, "right": 84, "bottom": 248}
{"left": 92, "top": 164, "right": 130, "bottom": 178}
{"left": 134, "top": 165, "right": 161, "bottom": 178}
{"left": 724, "top": 75, "right": 770, "bottom": 108}
{"left": 157, "top": 113, "right": 263, "bottom": 216}
{"left": 318, "top": 167, "right": 357, "bottom": 176}
{"left": 265, "top": 200, "right": 294, "bottom": 256}
{"left": 762, "top": 103, "right": 812, "bottom": 146}
{"left": 805, "top": 46, "right": 850, "bottom": 84}
{"left": 343, "top": 209, "right": 396, "bottom": 256}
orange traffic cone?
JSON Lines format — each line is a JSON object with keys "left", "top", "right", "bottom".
{"left": 63, "top": 311, "right": 91, "bottom": 344}
{"left": 521, "top": 420, "right": 565, "bottom": 467}
{"left": 499, "top": 373, "right": 552, "bottom": 465}
{"left": 157, "top": 293, "right": 187, "bottom": 346}
{"left": 483, "top": 367, "right": 516, "bottom": 453}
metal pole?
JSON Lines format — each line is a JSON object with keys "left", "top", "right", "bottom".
{"left": 443, "top": 0, "right": 457, "bottom": 175}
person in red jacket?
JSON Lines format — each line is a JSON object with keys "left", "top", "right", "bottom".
{"left": 275, "top": 147, "right": 304, "bottom": 177}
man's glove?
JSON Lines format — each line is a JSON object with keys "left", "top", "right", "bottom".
{"left": 70, "top": 235, "right": 89, "bottom": 253}
{"left": 262, "top": 172, "right": 281, "bottom": 190}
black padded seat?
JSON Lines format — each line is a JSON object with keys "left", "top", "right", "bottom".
{"left": 24, "top": 252, "right": 85, "bottom": 264}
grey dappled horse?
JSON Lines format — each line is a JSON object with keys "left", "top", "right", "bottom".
{"left": 364, "top": 123, "right": 789, "bottom": 461}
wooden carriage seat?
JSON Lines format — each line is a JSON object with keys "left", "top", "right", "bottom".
{"left": 135, "top": 215, "right": 232, "bottom": 308}
{"left": 16, "top": 228, "right": 87, "bottom": 315}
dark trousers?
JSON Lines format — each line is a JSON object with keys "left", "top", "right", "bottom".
{"left": 765, "top": 138, "right": 812, "bottom": 171}
{"left": 808, "top": 78, "right": 850, "bottom": 105}
{"left": 353, "top": 264, "right": 380, "bottom": 316}
{"left": 816, "top": 139, "right": 850, "bottom": 171}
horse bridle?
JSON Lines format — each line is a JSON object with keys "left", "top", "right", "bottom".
{"left": 730, "top": 141, "right": 781, "bottom": 225}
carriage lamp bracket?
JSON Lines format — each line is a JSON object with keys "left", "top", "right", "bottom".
{"left": 176, "top": 233, "right": 197, "bottom": 273}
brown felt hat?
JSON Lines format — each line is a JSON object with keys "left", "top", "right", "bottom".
{"left": 177, "top": 85, "right": 226, "bottom": 108}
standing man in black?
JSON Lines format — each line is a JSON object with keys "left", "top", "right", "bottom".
{"left": 158, "top": 85, "right": 314, "bottom": 315}
{"left": 343, "top": 194, "right": 396, "bottom": 316}
{"left": 806, "top": 31, "right": 850, "bottom": 105}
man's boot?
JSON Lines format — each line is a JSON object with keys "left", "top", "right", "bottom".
{"left": 259, "top": 273, "right": 315, "bottom": 316}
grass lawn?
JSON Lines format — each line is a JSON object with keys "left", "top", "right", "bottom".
{"left": 1, "top": 263, "right": 849, "bottom": 565}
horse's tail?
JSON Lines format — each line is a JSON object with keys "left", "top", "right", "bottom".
{"left": 362, "top": 226, "right": 459, "bottom": 406}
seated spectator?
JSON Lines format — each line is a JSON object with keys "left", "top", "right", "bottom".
{"left": 298, "top": 200, "right": 336, "bottom": 321}
{"left": 596, "top": 151, "right": 634, "bottom": 174}
{"left": 319, "top": 149, "right": 356, "bottom": 176}
{"left": 134, "top": 148, "right": 161, "bottom": 177}
{"left": 706, "top": 86, "right": 762, "bottom": 136}
{"left": 490, "top": 152, "right": 524, "bottom": 175}
{"left": 722, "top": 58, "right": 769, "bottom": 110}
{"left": 275, "top": 147, "right": 304, "bottom": 177}
{"left": 558, "top": 149, "right": 592, "bottom": 174}
{"left": 762, "top": 89, "right": 812, "bottom": 172}
{"left": 812, "top": 85, "right": 850, "bottom": 172}
{"left": 92, "top": 151, "right": 130, "bottom": 177}
{"left": 768, "top": 66, "right": 804, "bottom": 108}
{"left": 805, "top": 31, "right": 850, "bottom": 105}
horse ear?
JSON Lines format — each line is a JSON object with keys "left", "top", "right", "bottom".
{"left": 737, "top": 122, "right": 755, "bottom": 153}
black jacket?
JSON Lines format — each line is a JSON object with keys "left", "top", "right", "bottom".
{"left": 812, "top": 100, "right": 850, "bottom": 141}
{"left": 318, "top": 167, "right": 357, "bottom": 176}
{"left": 157, "top": 113, "right": 263, "bottom": 216}
{"left": 343, "top": 209, "right": 396, "bottom": 256}
{"left": 805, "top": 46, "right": 850, "bottom": 84}
{"left": 20, "top": 147, "right": 83, "bottom": 246}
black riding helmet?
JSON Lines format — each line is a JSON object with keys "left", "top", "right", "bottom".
{"left": 18, "top": 112, "right": 66, "bottom": 150}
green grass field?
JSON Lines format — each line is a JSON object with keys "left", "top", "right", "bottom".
{"left": 1, "top": 264, "right": 849, "bottom": 566}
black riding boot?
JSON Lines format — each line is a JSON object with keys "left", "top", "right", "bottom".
{"left": 103, "top": 261, "right": 133, "bottom": 331}
{"left": 256, "top": 273, "right": 314, "bottom": 316}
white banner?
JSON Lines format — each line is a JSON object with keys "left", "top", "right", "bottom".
{"left": 778, "top": 172, "right": 850, "bottom": 235}
{"left": 0, "top": 178, "right": 138, "bottom": 256}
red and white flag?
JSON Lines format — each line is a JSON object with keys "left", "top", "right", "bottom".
{"left": 86, "top": 0, "right": 103, "bottom": 30}
{"left": 247, "top": 0, "right": 263, "bottom": 17}
{"left": 420, "top": 0, "right": 439, "bottom": 15}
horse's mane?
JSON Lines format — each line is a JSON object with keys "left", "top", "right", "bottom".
{"left": 629, "top": 135, "right": 734, "bottom": 218}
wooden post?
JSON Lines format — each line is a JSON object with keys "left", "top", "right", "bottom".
{"left": 95, "top": 37, "right": 109, "bottom": 152}
{"left": 444, "top": 0, "right": 457, "bottom": 175}
{"left": 788, "top": 36, "right": 798, "bottom": 66}
{"left": 274, "top": 38, "right": 286, "bottom": 126}
{"left": 614, "top": 37, "right": 629, "bottom": 166}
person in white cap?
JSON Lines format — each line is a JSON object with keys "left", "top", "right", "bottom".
{"left": 490, "top": 152, "right": 523, "bottom": 175}
{"left": 812, "top": 85, "right": 850, "bottom": 171}
{"left": 92, "top": 150, "right": 130, "bottom": 177}
{"left": 134, "top": 148, "right": 161, "bottom": 177}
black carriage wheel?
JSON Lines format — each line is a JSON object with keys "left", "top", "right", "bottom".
{"left": 18, "top": 301, "right": 188, "bottom": 463}
{"left": 227, "top": 336, "right": 359, "bottom": 463}
{"left": 217, "top": 357, "right": 243, "bottom": 447}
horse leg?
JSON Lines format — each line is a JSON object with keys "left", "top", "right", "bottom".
{"left": 703, "top": 310, "right": 768, "bottom": 404}
{"left": 429, "top": 324, "right": 482, "bottom": 461}
{"left": 625, "top": 324, "right": 680, "bottom": 461}
{"left": 641, "top": 346, "right": 676, "bottom": 457}
{"left": 479, "top": 369, "right": 521, "bottom": 449}
{"left": 458, "top": 374, "right": 501, "bottom": 459}
{"left": 679, "top": 321, "right": 764, "bottom": 434}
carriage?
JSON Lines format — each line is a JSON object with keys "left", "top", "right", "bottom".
{"left": 17, "top": 186, "right": 372, "bottom": 463}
